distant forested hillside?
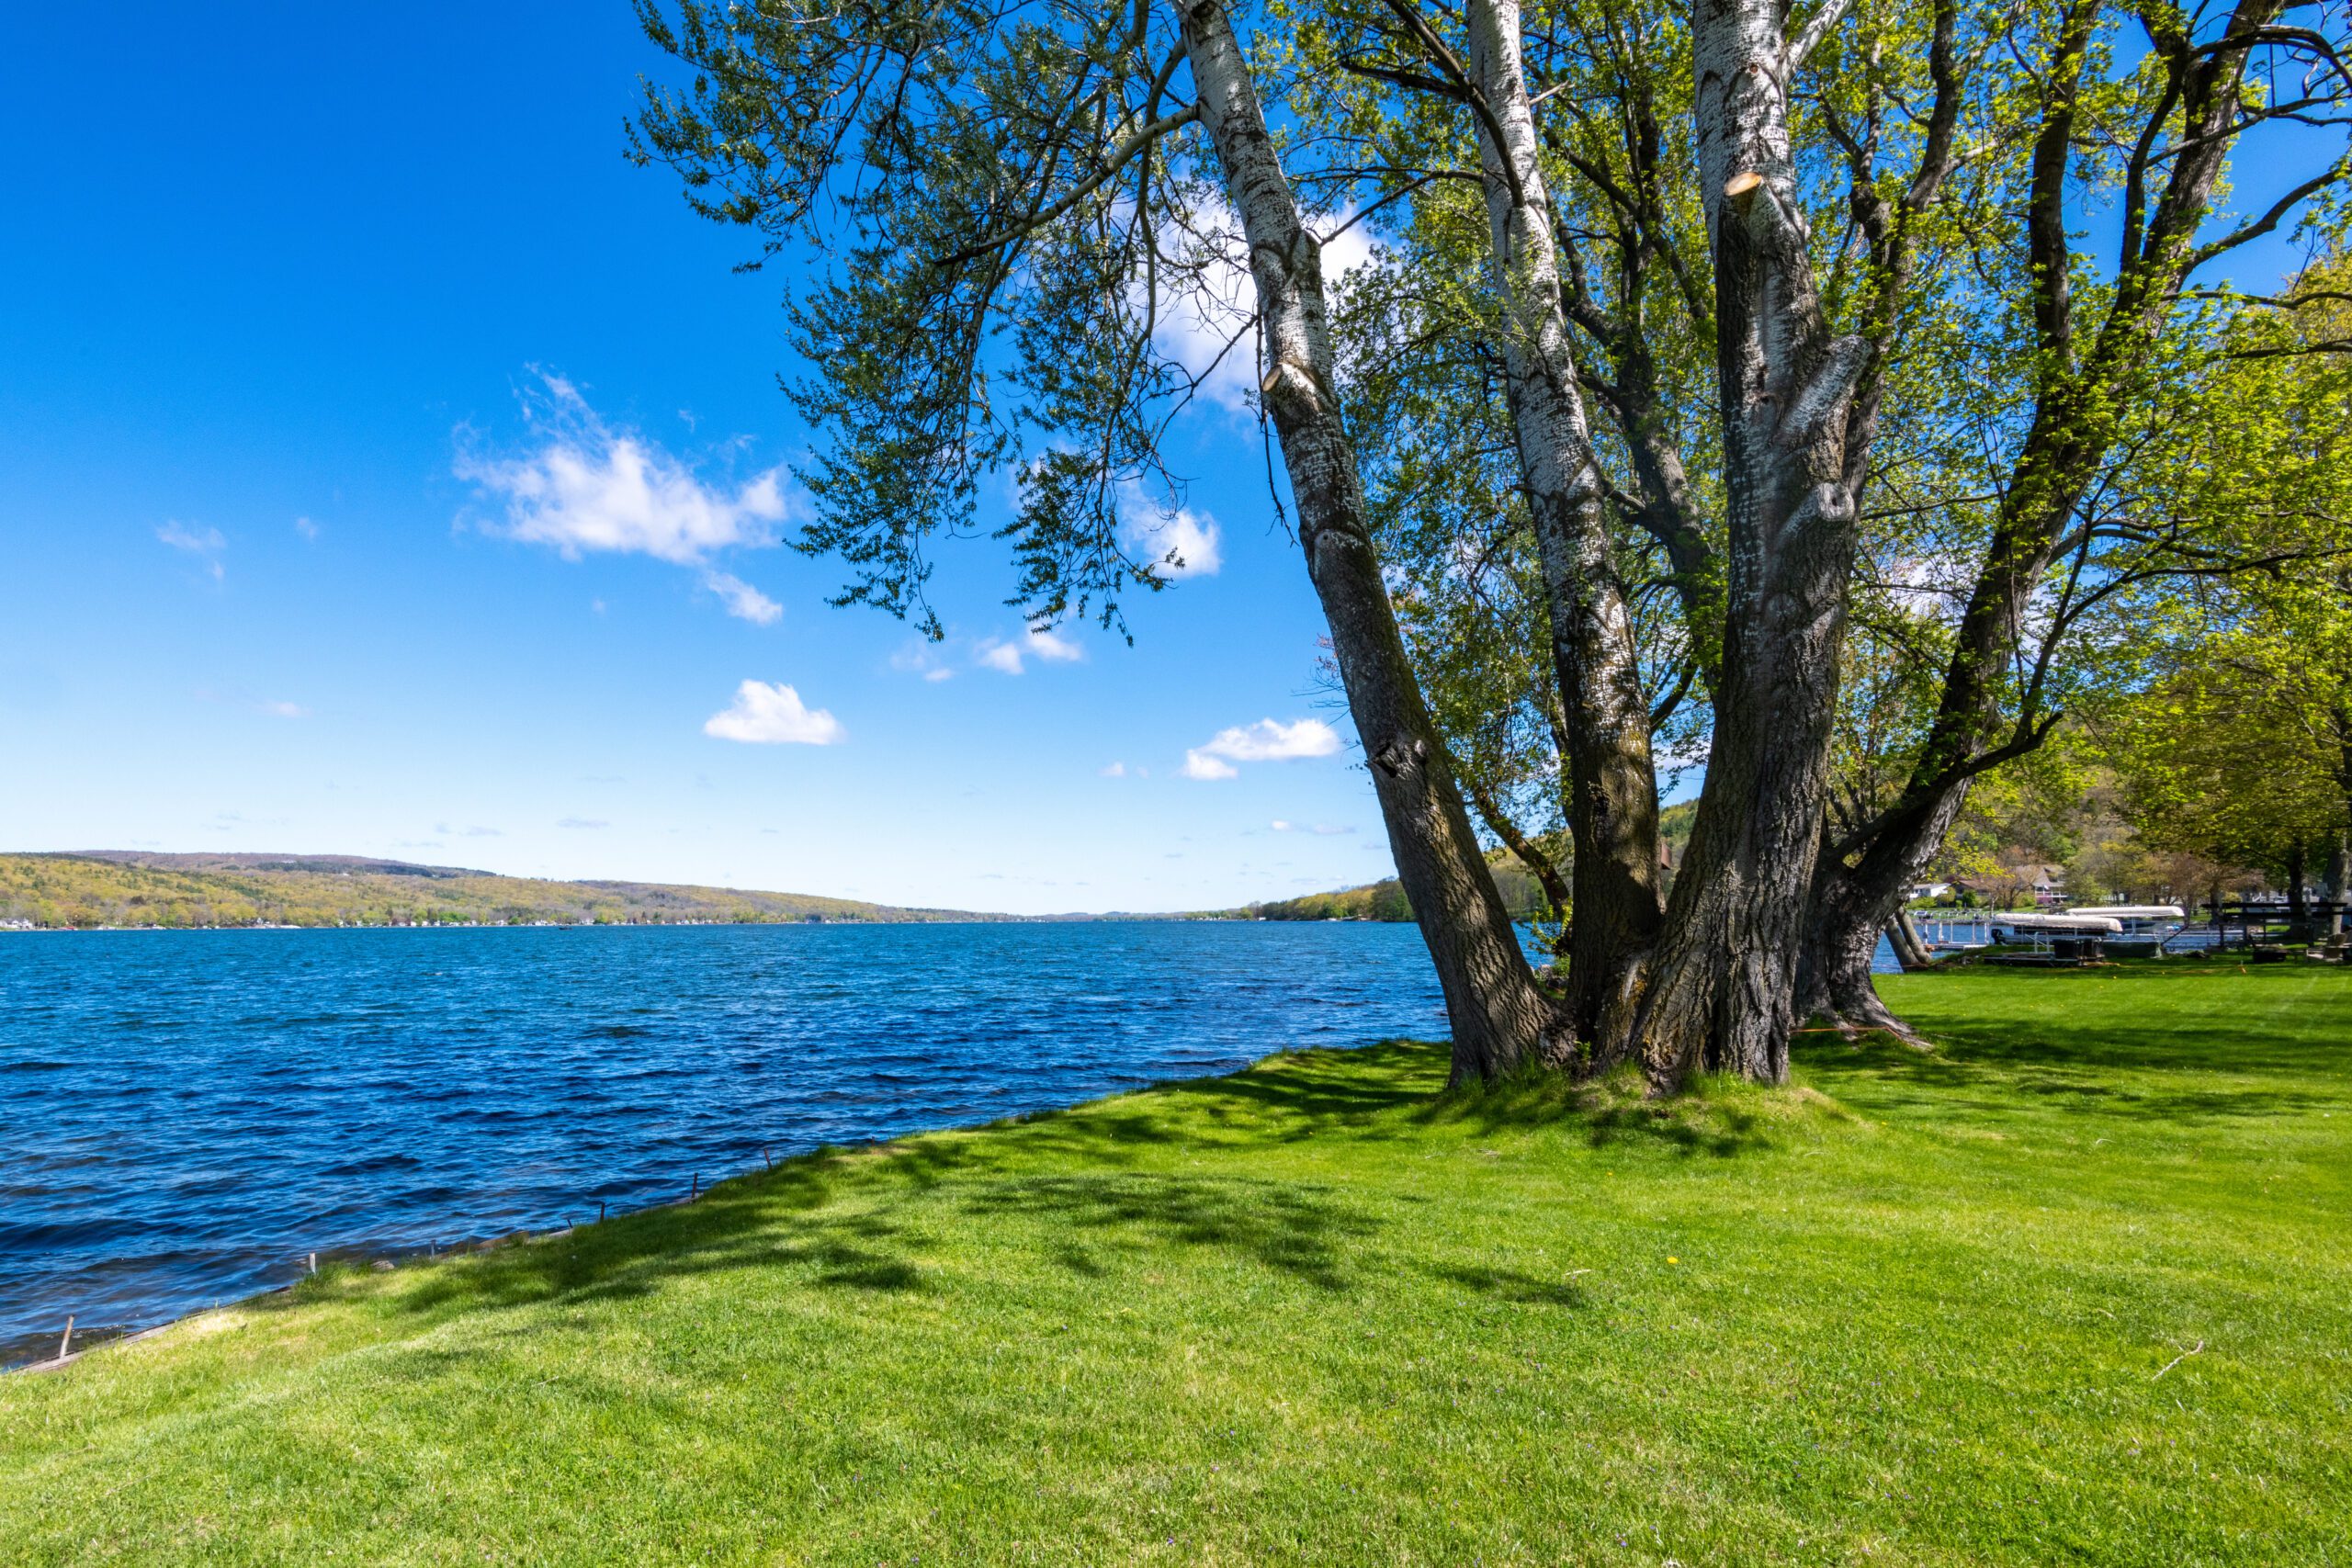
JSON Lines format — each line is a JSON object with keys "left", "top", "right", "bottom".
{"left": 0, "top": 852, "right": 1001, "bottom": 930}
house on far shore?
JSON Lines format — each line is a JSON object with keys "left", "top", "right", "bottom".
{"left": 1950, "top": 863, "right": 2068, "bottom": 909}
{"left": 1907, "top": 880, "right": 1954, "bottom": 901}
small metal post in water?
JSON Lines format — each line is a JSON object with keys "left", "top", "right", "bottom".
{"left": 308, "top": 1252, "right": 317, "bottom": 1277}
{"left": 58, "top": 1316, "right": 74, "bottom": 1361}
{"left": 691, "top": 1173, "right": 699, "bottom": 1201}
{"left": 598, "top": 1200, "right": 605, "bottom": 1223}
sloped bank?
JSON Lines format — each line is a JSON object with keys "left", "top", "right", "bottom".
{"left": 2, "top": 967, "right": 2346, "bottom": 1565}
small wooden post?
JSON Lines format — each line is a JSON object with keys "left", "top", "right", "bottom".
{"left": 763, "top": 1145, "right": 773, "bottom": 1170}
{"left": 58, "top": 1316, "right": 74, "bottom": 1360}
{"left": 691, "top": 1173, "right": 700, "bottom": 1201}
{"left": 598, "top": 1200, "right": 605, "bottom": 1223}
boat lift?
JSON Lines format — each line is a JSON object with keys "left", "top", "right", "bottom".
{"left": 1984, "top": 910, "right": 2122, "bottom": 963}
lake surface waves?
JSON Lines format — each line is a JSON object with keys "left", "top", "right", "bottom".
{"left": 0, "top": 923, "right": 1450, "bottom": 1363}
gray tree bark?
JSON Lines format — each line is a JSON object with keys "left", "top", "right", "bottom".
{"left": 1464, "top": 0, "right": 1664, "bottom": 1048}
{"left": 1604, "top": 0, "right": 1870, "bottom": 1091}
{"left": 1183, "top": 0, "right": 1566, "bottom": 1083}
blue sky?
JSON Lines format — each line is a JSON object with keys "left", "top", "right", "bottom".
{"left": 0, "top": 3, "right": 1408, "bottom": 914}
{"left": 2, "top": 6, "right": 2335, "bottom": 915}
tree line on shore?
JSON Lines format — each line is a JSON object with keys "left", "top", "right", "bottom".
{"left": 0, "top": 854, "right": 989, "bottom": 931}
{"left": 628, "top": 0, "right": 2351, "bottom": 1090}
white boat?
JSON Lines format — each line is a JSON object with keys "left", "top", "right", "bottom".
{"left": 1986, "top": 911, "right": 2123, "bottom": 943}
{"left": 2093, "top": 905, "right": 2185, "bottom": 940}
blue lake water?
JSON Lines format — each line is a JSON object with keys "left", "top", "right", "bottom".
{"left": 0, "top": 922, "right": 1459, "bottom": 1363}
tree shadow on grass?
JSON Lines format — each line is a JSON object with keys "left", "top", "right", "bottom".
{"left": 1404, "top": 1066, "right": 1794, "bottom": 1158}
{"left": 357, "top": 1049, "right": 1423, "bottom": 1327}
{"left": 958, "top": 1172, "right": 1372, "bottom": 1292}
{"left": 1807, "top": 969, "right": 2352, "bottom": 1124}
{"left": 1420, "top": 1261, "right": 1589, "bottom": 1307}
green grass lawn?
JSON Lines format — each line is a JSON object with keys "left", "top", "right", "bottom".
{"left": 5, "top": 966, "right": 2348, "bottom": 1564}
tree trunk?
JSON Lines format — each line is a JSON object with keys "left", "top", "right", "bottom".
{"left": 1892, "top": 908, "right": 1933, "bottom": 971}
{"left": 2324, "top": 833, "right": 2348, "bottom": 941}
{"left": 1798, "top": 775, "right": 1976, "bottom": 1031}
{"left": 2287, "top": 838, "right": 2310, "bottom": 927}
{"left": 1609, "top": 0, "right": 1868, "bottom": 1091}
{"left": 1464, "top": 0, "right": 1664, "bottom": 1049}
{"left": 1182, "top": 1, "right": 1565, "bottom": 1083}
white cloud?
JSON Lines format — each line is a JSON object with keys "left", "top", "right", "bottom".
{"left": 157, "top": 522, "right": 227, "bottom": 581}
{"left": 1182, "top": 717, "right": 1342, "bottom": 781}
{"left": 293, "top": 516, "right": 319, "bottom": 540}
{"left": 1147, "top": 202, "right": 1382, "bottom": 414}
{"left": 975, "top": 625, "right": 1085, "bottom": 675}
{"left": 1148, "top": 207, "right": 1258, "bottom": 412}
{"left": 702, "top": 570, "right": 783, "bottom": 626}
{"left": 1123, "top": 498, "right": 1222, "bottom": 580}
{"left": 459, "top": 374, "right": 792, "bottom": 619}
{"left": 557, "top": 817, "right": 609, "bottom": 829}
{"left": 1319, "top": 211, "right": 1381, "bottom": 292}
{"left": 1102, "top": 761, "right": 1128, "bottom": 777}
{"left": 259, "top": 700, "right": 310, "bottom": 719}
{"left": 1182, "top": 752, "right": 1239, "bottom": 780}
{"left": 1270, "top": 818, "right": 1292, "bottom": 831}
{"left": 702, "top": 680, "right": 846, "bottom": 746}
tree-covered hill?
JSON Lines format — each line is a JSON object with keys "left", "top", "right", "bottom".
{"left": 0, "top": 852, "right": 1006, "bottom": 931}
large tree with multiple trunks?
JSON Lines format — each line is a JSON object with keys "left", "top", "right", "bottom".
{"left": 632, "top": 0, "right": 2350, "bottom": 1091}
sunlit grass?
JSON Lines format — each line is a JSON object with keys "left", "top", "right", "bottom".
{"left": 4, "top": 965, "right": 2347, "bottom": 1563}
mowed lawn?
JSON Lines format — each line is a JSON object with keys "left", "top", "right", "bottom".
{"left": 4, "top": 967, "right": 2348, "bottom": 1565}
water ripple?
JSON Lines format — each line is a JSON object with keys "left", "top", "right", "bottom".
{"left": 0, "top": 922, "right": 1450, "bottom": 1361}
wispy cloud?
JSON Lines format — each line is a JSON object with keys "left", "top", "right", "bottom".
{"left": 1271, "top": 819, "right": 1354, "bottom": 835}
{"left": 889, "top": 641, "right": 957, "bottom": 682}
{"left": 975, "top": 626, "right": 1085, "bottom": 675}
{"left": 1182, "top": 717, "right": 1342, "bottom": 781}
{"left": 703, "top": 680, "right": 846, "bottom": 746}
{"left": 293, "top": 516, "right": 320, "bottom": 540}
{"left": 702, "top": 570, "right": 782, "bottom": 626}
{"left": 557, "top": 817, "right": 609, "bottom": 829}
{"left": 258, "top": 700, "right": 310, "bottom": 719}
{"left": 458, "top": 373, "right": 790, "bottom": 623}
{"left": 157, "top": 522, "right": 227, "bottom": 581}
